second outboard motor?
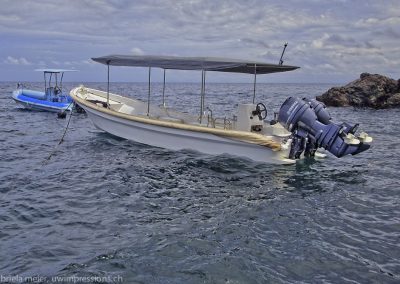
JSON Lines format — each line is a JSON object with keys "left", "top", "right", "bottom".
{"left": 306, "top": 99, "right": 331, "bottom": 124}
{"left": 278, "top": 97, "right": 372, "bottom": 159}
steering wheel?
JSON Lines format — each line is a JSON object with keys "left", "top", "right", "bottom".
{"left": 255, "top": 102, "right": 268, "bottom": 120}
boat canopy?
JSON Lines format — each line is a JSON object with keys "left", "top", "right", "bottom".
{"left": 35, "top": 69, "right": 78, "bottom": 73}
{"left": 91, "top": 55, "right": 299, "bottom": 74}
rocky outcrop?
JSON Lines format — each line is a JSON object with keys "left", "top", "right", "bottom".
{"left": 316, "top": 73, "right": 400, "bottom": 108}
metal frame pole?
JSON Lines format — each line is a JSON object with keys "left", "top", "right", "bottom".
{"left": 252, "top": 64, "right": 257, "bottom": 104}
{"left": 60, "top": 72, "right": 64, "bottom": 91}
{"left": 200, "top": 70, "right": 205, "bottom": 123}
{"left": 147, "top": 67, "right": 151, "bottom": 116}
{"left": 107, "top": 62, "right": 110, "bottom": 107}
{"left": 44, "top": 72, "right": 46, "bottom": 93}
{"left": 162, "top": 69, "right": 166, "bottom": 107}
{"left": 203, "top": 70, "right": 206, "bottom": 113}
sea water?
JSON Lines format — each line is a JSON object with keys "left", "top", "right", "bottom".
{"left": 0, "top": 82, "right": 399, "bottom": 283}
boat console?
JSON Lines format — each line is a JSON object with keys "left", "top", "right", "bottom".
{"left": 236, "top": 103, "right": 264, "bottom": 132}
{"left": 234, "top": 103, "right": 291, "bottom": 137}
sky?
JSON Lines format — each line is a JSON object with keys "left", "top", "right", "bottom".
{"left": 0, "top": 0, "right": 399, "bottom": 83}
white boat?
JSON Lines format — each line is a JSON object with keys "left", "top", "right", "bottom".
{"left": 70, "top": 55, "right": 372, "bottom": 164}
{"left": 12, "top": 69, "right": 76, "bottom": 113}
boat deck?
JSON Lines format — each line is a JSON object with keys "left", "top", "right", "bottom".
{"left": 81, "top": 90, "right": 234, "bottom": 130}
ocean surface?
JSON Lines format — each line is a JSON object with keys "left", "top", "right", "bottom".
{"left": 1, "top": 82, "right": 399, "bottom": 283}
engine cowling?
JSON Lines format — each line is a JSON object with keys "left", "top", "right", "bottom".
{"left": 278, "top": 97, "right": 372, "bottom": 159}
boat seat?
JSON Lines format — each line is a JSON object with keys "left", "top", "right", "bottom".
{"left": 107, "top": 103, "right": 121, "bottom": 110}
{"left": 118, "top": 104, "right": 136, "bottom": 115}
{"left": 262, "top": 124, "right": 291, "bottom": 137}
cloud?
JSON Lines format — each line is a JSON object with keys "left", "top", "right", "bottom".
{"left": 355, "top": 16, "right": 400, "bottom": 28}
{"left": 311, "top": 33, "right": 379, "bottom": 51}
{"left": 131, "top": 48, "right": 145, "bottom": 55}
{"left": 4, "top": 56, "right": 31, "bottom": 65}
{"left": 0, "top": 0, "right": 399, "bottom": 82}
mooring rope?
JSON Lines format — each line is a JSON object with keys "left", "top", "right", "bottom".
{"left": 2, "top": 104, "right": 76, "bottom": 200}
{"left": 43, "top": 102, "right": 74, "bottom": 163}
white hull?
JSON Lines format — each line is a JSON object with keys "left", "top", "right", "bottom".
{"left": 71, "top": 87, "right": 295, "bottom": 164}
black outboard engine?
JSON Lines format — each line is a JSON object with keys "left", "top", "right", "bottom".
{"left": 278, "top": 97, "right": 372, "bottom": 159}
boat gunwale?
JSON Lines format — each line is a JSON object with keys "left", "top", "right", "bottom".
{"left": 70, "top": 87, "right": 282, "bottom": 151}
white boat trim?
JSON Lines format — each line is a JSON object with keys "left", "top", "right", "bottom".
{"left": 72, "top": 88, "right": 281, "bottom": 149}
{"left": 71, "top": 87, "right": 295, "bottom": 164}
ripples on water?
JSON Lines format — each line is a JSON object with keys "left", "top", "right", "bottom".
{"left": 0, "top": 82, "right": 399, "bottom": 283}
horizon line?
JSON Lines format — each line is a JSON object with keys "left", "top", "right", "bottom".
{"left": 0, "top": 80, "right": 344, "bottom": 85}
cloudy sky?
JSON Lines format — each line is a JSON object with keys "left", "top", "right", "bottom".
{"left": 1, "top": 0, "right": 399, "bottom": 83}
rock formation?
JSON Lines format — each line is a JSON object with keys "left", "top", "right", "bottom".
{"left": 316, "top": 73, "right": 400, "bottom": 108}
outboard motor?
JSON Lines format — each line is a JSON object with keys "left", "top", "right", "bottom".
{"left": 278, "top": 97, "right": 372, "bottom": 159}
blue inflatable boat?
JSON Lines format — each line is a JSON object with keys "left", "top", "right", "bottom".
{"left": 12, "top": 69, "right": 76, "bottom": 112}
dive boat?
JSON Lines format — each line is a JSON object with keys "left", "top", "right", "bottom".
{"left": 12, "top": 69, "right": 76, "bottom": 112}
{"left": 70, "top": 55, "right": 372, "bottom": 164}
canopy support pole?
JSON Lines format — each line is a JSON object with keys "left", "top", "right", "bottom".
{"left": 44, "top": 72, "right": 46, "bottom": 94}
{"left": 252, "top": 64, "right": 257, "bottom": 104}
{"left": 147, "top": 67, "right": 151, "bottom": 116}
{"left": 203, "top": 70, "right": 206, "bottom": 114}
{"left": 60, "top": 72, "right": 64, "bottom": 91}
{"left": 200, "top": 70, "right": 206, "bottom": 123}
{"left": 162, "top": 69, "right": 166, "bottom": 107}
{"left": 107, "top": 62, "right": 110, "bottom": 108}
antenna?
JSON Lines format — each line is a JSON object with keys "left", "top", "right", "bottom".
{"left": 279, "top": 42, "right": 288, "bottom": 65}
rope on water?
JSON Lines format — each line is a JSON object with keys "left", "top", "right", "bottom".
{"left": 43, "top": 102, "right": 74, "bottom": 163}
{"left": 2, "top": 103, "right": 76, "bottom": 200}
